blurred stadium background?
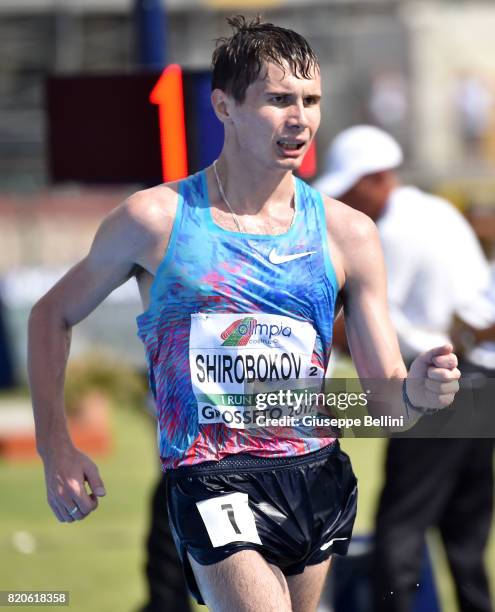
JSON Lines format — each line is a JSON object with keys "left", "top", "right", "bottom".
{"left": 0, "top": 1, "right": 494, "bottom": 611}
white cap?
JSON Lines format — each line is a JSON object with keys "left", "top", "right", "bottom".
{"left": 313, "top": 125, "right": 403, "bottom": 198}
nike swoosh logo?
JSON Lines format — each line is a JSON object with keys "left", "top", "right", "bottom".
{"left": 268, "top": 248, "right": 316, "bottom": 265}
{"left": 320, "top": 537, "right": 348, "bottom": 551}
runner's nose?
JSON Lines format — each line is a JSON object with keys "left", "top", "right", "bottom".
{"left": 286, "top": 100, "right": 308, "bottom": 131}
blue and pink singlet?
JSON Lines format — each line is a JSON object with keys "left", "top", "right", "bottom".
{"left": 136, "top": 170, "right": 338, "bottom": 470}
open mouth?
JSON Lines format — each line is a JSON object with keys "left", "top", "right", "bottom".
{"left": 277, "top": 140, "right": 305, "bottom": 151}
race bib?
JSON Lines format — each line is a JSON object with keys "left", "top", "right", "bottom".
{"left": 189, "top": 312, "right": 323, "bottom": 428}
{"left": 196, "top": 492, "right": 261, "bottom": 547}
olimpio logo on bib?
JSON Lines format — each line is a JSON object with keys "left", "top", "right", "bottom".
{"left": 221, "top": 317, "right": 292, "bottom": 347}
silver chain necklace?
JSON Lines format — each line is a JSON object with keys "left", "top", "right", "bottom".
{"left": 213, "top": 159, "right": 244, "bottom": 233}
{"left": 212, "top": 160, "right": 295, "bottom": 235}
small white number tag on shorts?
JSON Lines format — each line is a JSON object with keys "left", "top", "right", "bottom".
{"left": 196, "top": 492, "right": 262, "bottom": 548}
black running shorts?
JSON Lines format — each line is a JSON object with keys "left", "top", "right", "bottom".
{"left": 166, "top": 441, "right": 358, "bottom": 604}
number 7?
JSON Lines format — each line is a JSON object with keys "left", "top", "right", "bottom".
{"left": 221, "top": 503, "right": 241, "bottom": 534}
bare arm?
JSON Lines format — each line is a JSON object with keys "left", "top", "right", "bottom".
{"left": 325, "top": 198, "right": 460, "bottom": 425}
{"left": 28, "top": 185, "right": 177, "bottom": 522}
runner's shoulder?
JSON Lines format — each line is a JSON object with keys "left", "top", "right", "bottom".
{"left": 122, "top": 180, "right": 181, "bottom": 238}
{"left": 93, "top": 180, "right": 182, "bottom": 266}
{"left": 319, "top": 194, "right": 378, "bottom": 250}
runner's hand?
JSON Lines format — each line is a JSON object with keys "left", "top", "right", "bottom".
{"left": 42, "top": 444, "right": 106, "bottom": 523}
{"left": 407, "top": 344, "right": 461, "bottom": 410}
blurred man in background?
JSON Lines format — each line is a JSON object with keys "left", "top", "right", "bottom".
{"left": 139, "top": 393, "right": 191, "bottom": 612}
{"left": 314, "top": 125, "right": 494, "bottom": 612}
{"left": 0, "top": 285, "right": 15, "bottom": 389}
{"left": 451, "top": 259, "right": 495, "bottom": 373}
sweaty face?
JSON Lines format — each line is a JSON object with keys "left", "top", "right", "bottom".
{"left": 227, "top": 61, "right": 321, "bottom": 171}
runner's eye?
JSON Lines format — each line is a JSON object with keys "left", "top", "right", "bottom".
{"left": 270, "top": 95, "right": 289, "bottom": 105}
{"left": 304, "top": 96, "right": 320, "bottom": 106}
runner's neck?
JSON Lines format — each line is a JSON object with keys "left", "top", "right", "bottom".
{"left": 212, "top": 154, "right": 295, "bottom": 217}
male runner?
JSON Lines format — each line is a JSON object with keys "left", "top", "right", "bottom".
{"left": 28, "top": 17, "right": 460, "bottom": 612}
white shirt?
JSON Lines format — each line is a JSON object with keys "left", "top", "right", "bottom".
{"left": 376, "top": 186, "right": 492, "bottom": 361}
{"left": 465, "top": 263, "right": 495, "bottom": 369}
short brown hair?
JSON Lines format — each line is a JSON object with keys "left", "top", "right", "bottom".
{"left": 212, "top": 15, "right": 319, "bottom": 104}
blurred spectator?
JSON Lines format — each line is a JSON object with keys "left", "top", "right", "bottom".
{"left": 0, "top": 286, "right": 15, "bottom": 389}
{"left": 314, "top": 125, "right": 494, "bottom": 612}
{"left": 139, "top": 472, "right": 192, "bottom": 612}
{"left": 368, "top": 71, "right": 408, "bottom": 129}
{"left": 455, "top": 72, "right": 494, "bottom": 159}
{"left": 451, "top": 259, "right": 495, "bottom": 365}
{"left": 138, "top": 394, "right": 191, "bottom": 612}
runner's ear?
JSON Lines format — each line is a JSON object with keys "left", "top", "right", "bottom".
{"left": 211, "top": 89, "right": 234, "bottom": 124}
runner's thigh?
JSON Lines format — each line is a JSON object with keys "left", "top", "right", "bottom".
{"left": 287, "top": 557, "right": 332, "bottom": 612}
{"left": 188, "top": 549, "right": 292, "bottom": 612}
